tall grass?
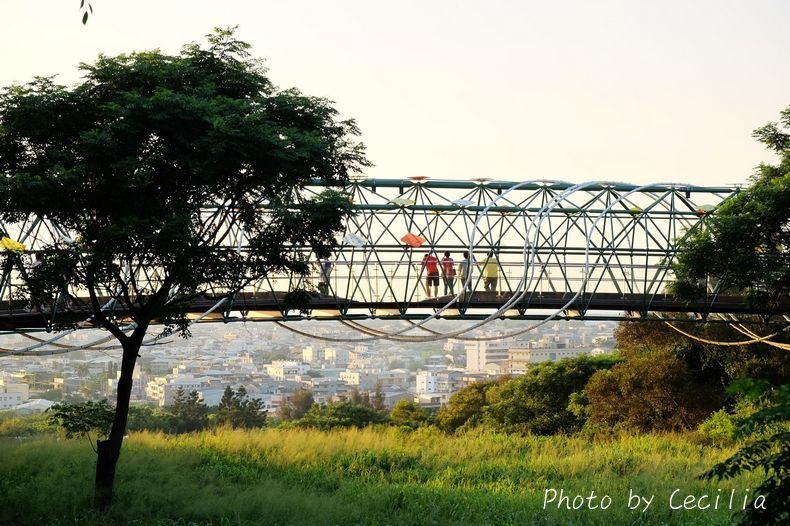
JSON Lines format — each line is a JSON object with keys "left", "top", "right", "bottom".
{"left": 0, "top": 427, "right": 763, "bottom": 525}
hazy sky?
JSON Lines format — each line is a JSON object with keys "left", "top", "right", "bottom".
{"left": 2, "top": 0, "right": 789, "bottom": 186}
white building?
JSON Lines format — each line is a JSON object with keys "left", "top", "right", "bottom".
{"left": 465, "top": 341, "right": 511, "bottom": 372}
{"left": 264, "top": 361, "right": 310, "bottom": 381}
{"left": 0, "top": 380, "right": 29, "bottom": 410}
{"left": 375, "top": 369, "right": 411, "bottom": 390}
{"left": 145, "top": 374, "right": 216, "bottom": 406}
{"left": 302, "top": 346, "right": 324, "bottom": 364}
{"left": 415, "top": 371, "right": 438, "bottom": 394}
{"left": 339, "top": 370, "right": 379, "bottom": 391}
{"left": 414, "top": 392, "right": 451, "bottom": 408}
{"left": 416, "top": 370, "right": 463, "bottom": 394}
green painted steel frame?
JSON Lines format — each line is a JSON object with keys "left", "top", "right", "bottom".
{"left": 0, "top": 178, "right": 746, "bottom": 332}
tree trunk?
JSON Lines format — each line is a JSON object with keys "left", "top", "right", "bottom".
{"left": 94, "top": 334, "right": 143, "bottom": 509}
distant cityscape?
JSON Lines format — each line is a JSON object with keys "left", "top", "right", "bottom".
{"left": 1, "top": 319, "right": 616, "bottom": 415}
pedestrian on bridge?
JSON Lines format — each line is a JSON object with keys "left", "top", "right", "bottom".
{"left": 458, "top": 251, "right": 475, "bottom": 294}
{"left": 481, "top": 251, "right": 499, "bottom": 293}
{"left": 441, "top": 251, "right": 456, "bottom": 295}
{"left": 421, "top": 251, "right": 440, "bottom": 298}
{"left": 316, "top": 257, "right": 333, "bottom": 295}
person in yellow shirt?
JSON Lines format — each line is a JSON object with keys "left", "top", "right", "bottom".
{"left": 481, "top": 251, "right": 499, "bottom": 293}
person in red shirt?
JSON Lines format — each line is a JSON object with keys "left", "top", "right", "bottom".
{"left": 421, "top": 251, "right": 440, "bottom": 297}
{"left": 441, "top": 251, "right": 456, "bottom": 295}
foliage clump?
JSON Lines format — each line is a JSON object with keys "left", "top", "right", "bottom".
{"left": 49, "top": 399, "right": 114, "bottom": 449}
{"left": 701, "top": 379, "right": 790, "bottom": 526}
{"left": 671, "top": 106, "right": 790, "bottom": 308}
{"left": 389, "top": 399, "right": 432, "bottom": 429}
{"left": 298, "top": 401, "right": 387, "bottom": 430}
{"left": 279, "top": 388, "right": 315, "bottom": 421}
{"left": 215, "top": 386, "right": 267, "bottom": 429}
{"left": 436, "top": 355, "right": 619, "bottom": 434}
{"left": 585, "top": 348, "right": 722, "bottom": 431}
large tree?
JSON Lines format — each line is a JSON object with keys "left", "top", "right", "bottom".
{"left": 670, "top": 107, "right": 790, "bottom": 309}
{"left": 0, "top": 29, "right": 366, "bottom": 506}
{"left": 669, "top": 107, "right": 790, "bottom": 525}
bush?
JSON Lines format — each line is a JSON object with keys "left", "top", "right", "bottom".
{"left": 298, "top": 402, "right": 387, "bottom": 430}
{"left": 0, "top": 412, "right": 53, "bottom": 437}
{"left": 435, "top": 380, "right": 497, "bottom": 433}
{"left": 586, "top": 348, "right": 723, "bottom": 431}
{"left": 389, "top": 400, "right": 431, "bottom": 429}
{"left": 697, "top": 409, "right": 737, "bottom": 445}
{"left": 125, "top": 405, "right": 175, "bottom": 433}
{"left": 701, "top": 379, "right": 790, "bottom": 526}
{"left": 484, "top": 355, "right": 619, "bottom": 435}
{"left": 215, "top": 386, "right": 267, "bottom": 429}
{"left": 436, "top": 355, "right": 619, "bottom": 435}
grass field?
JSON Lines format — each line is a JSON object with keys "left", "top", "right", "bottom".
{"left": 0, "top": 427, "right": 763, "bottom": 525}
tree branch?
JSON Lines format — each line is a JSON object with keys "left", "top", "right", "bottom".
{"left": 86, "top": 267, "right": 128, "bottom": 344}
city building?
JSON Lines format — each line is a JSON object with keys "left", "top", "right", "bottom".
{"left": 264, "top": 361, "right": 310, "bottom": 381}
{"left": 507, "top": 347, "right": 594, "bottom": 374}
{"left": 465, "top": 340, "right": 510, "bottom": 373}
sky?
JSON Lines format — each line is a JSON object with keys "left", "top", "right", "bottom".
{"left": 2, "top": 0, "right": 789, "bottom": 187}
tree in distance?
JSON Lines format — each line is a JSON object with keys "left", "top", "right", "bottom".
{"left": 279, "top": 388, "right": 315, "bottom": 421}
{"left": 484, "top": 355, "right": 620, "bottom": 435}
{"left": 389, "top": 399, "right": 431, "bottom": 429}
{"left": 436, "top": 356, "right": 620, "bottom": 435}
{"left": 215, "top": 386, "right": 267, "bottom": 429}
{"left": 435, "top": 380, "right": 497, "bottom": 433}
{"left": 0, "top": 28, "right": 367, "bottom": 507}
{"left": 585, "top": 347, "right": 723, "bottom": 431}
{"left": 169, "top": 387, "right": 208, "bottom": 433}
{"left": 298, "top": 401, "right": 387, "bottom": 430}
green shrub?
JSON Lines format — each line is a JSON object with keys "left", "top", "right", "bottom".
{"left": 389, "top": 400, "right": 431, "bottom": 429}
{"left": 586, "top": 348, "right": 723, "bottom": 431}
{"left": 697, "top": 409, "right": 736, "bottom": 445}
{"left": 298, "top": 402, "right": 386, "bottom": 430}
{"left": 486, "top": 355, "right": 619, "bottom": 435}
{"left": 701, "top": 380, "right": 790, "bottom": 526}
{"left": 0, "top": 412, "right": 54, "bottom": 437}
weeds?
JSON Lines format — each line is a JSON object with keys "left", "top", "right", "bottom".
{"left": 0, "top": 427, "right": 761, "bottom": 525}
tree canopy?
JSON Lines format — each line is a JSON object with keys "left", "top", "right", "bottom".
{"left": 671, "top": 107, "right": 790, "bottom": 308}
{"left": 215, "top": 386, "right": 267, "bottom": 429}
{"left": 0, "top": 28, "right": 367, "bottom": 507}
{"left": 297, "top": 401, "right": 387, "bottom": 430}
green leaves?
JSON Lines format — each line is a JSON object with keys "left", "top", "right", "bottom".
{"left": 297, "top": 401, "right": 387, "bottom": 430}
{"left": 216, "top": 386, "right": 267, "bottom": 429}
{"left": 49, "top": 399, "right": 114, "bottom": 441}
{"left": 0, "top": 28, "right": 367, "bottom": 336}
{"left": 700, "top": 382, "right": 790, "bottom": 526}
{"left": 671, "top": 106, "right": 790, "bottom": 309}
{"left": 80, "top": 2, "right": 93, "bottom": 25}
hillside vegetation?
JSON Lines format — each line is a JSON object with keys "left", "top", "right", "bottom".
{"left": 0, "top": 427, "right": 761, "bottom": 525}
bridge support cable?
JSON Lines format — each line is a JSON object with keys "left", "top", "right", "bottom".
{"left": 655, "top": 312, "right": 790, "bottom": 349}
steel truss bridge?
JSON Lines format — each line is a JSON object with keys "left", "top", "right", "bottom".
{"left": 1, "top": 178, "right": 788, "bottom": 350}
